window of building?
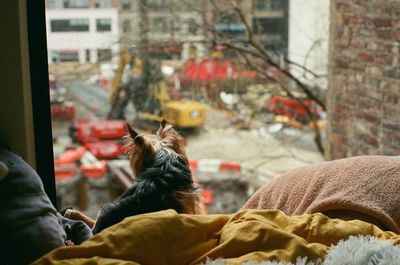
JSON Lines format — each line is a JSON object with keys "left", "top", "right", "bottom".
{"left": 186, "top": 18, "right": 199, "bottom": 35}
{"left": 253, "top": 17, "right": 284, "bottom": 35}
{"left": 123, "top": 20, "right": 132, "bottom": 33}
{"left": 254, "top": 0, "right": 283, "bottom": 11}
{"left": 97, "top": 49, "right": 112, "bottom": 61}
{"left": 122, "top": 0, "right": 131, "bottom": 10}
{"left": 85, "top": 49, "right": 91, "bottom": 62}
{"left": 150, "top": 16, "right": 171, "bottom": 33}
{"left": 48, "top": 0, "right": 63, "bottom": 8}
{"left": 146, "top": 0, "right": 170, "bottom": 10}
{"left": 59, "top": 50, "right": 79, "bottom": 62}
{"left": 95, "top": 0, "right": 112, "bottom": 8}
{"left": 253, "top": 17, "right": 287, "bottom": 52}
{"left": 50, "top": 19, "right": 89, "bottom": 32}
{"left": 96, "top": 18, "right": 112, "bottom": 32}
{"left": 63, "top": 0, "right": 89, "bottom": 8}
{"left": 214, "top": 11, "right": 245, "bottom": 38}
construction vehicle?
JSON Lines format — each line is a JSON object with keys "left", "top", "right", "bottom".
{"left": 69, "top": 119, "right": 126, "bottom": 160}
{"left": 107, "top": 47, "right": 206, "bottom": 130}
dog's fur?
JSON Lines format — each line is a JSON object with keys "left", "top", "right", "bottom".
{"left": 92, "top": 120, "right": 199, "bottom": 234}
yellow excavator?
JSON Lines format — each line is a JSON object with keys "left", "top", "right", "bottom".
{"left": 108, "top": 47, "right": 206, "bottom": 129}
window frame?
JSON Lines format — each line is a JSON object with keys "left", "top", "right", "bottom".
{"left": 26, "top": 0, "right": 58, "bottom": 207}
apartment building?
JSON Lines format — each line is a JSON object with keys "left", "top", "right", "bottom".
{"left": 46, "top": 0, "right": 120, "bottom": 64}
{"left": 252, "top": 0, "right": 289, "bottom": 54}
{"left": 118, "top": 0, "right": 206, "bottom": 60}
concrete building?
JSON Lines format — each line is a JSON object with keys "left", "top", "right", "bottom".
{"left": 46, "top": 0, "right": 120, "bottom": 64}
{"left": 118, "top": 0, "right": 206, "bottom": 60}
{"left": 288, "top": 0, "right": 330, "bottom": 90}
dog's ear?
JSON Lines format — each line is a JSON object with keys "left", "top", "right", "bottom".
{"left": 133, "top": 135, "right": 145, "bottom": 145}
{"left": 126, "top": 123, "right": 138, "bottom": 139}
{"left": 160, "top": 119, "right": 168, "bottom": 129}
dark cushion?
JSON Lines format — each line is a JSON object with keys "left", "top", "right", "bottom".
{"left": 0, "top": 148, "right": 66, "bottom": 265}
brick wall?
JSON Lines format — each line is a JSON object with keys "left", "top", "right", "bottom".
{"left": 327, "top": 1, "right": 400, "bottom": 159}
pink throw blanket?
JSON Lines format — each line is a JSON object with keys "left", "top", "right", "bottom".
{"left": 242, "top": 156, "right": 400, "bottom": 233}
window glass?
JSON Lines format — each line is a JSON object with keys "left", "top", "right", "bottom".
{"left": 64, "top": 0, "right": 89, "bottom": 8}
{"left": 146, "top": 0, "right": 170, "bottom": 10}
{"left": 123, "top": 20, "right": 131, "bottom": 33}
{"left": 85, "top": 49, "right": 91, "bottom": 62}
{"left": 97, "top": 49, "right": 112, "bottom": 61}
{"left": 150, "top": 16, "right": 171, "bottom": 33}
{"left": 254, "top": 0, "right": 283, "bottom": 11}
{"left": 50, "top": 19, "right": 89, "bottom": 32}
{"left": 122, "top": 0, "right": 131, "bottom": 10}
{"left": 95, "top": 0, "right": 113, "bottom": 8}
{"left": 48, "top": 0, "right": 63, "bottom": 8}
{"left": 46, "top": 0, "right": 327, "bottom": 221}
{"left": 96, "top": 18, "right": 112, "bottom": 31}
{"left": 59, "top": 50, "right": 79, "bottom": 62}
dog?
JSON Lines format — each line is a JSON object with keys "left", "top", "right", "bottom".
{"left": 92, "top": 120, "right": 200, "bottom": 234}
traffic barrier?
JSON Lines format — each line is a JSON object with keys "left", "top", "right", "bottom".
{"left": 189, "top": 159, "right": 242, "bottom": 173}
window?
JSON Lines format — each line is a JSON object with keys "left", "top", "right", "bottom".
{"left": 96, "top": 19, "right": 112, "bottom": 32}
{"left": 150, "top": 16, "right": 171, "bottom": 33}
{"left": 254, "top": 0, "right": 283, "bottom": 11}
{"left": 146, "top": 0, "right": 170, "bottom": 10}
{"left": 214, "top": 11, "right": 245, "bottom": 38}
{"left": 253, "top": 17, "right": 285, "bottom": 35}
{"left": 186, "top": 18, "right": 200, "bottom": 35}
{"left": 123, "top": 20, "right": 131, "bottom": 33}
{"left": 97, "top": 49, "right": 112, "bottom": 61}
{"left": 85, "top": 49, "right": 91, "bottom": 62}
{"left": 48, "top": 0, "right": 63, "bottom": 8}
{"left": 51, "top": 19, "right": 89, "bottom": 32}
{"left": 95, "top": 0, "right": 112, "bottom": 8}
{"left": 59, "top": 50, "right": 79, "bottom": 62}
{"left": 253, "top": 17, "right": 287, "bottom": 50}
{"left": 63, "top": 0, "right": 89, "bottom": 8}
{"left": 122, "top": 0, "right": 131, "bottom": 10}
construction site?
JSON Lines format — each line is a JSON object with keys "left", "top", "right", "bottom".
{"left": 50, "top": 49, "right": 325, "bottom": 218}
{"left": 46, "top": 0, "right": 329, "bottom": 218}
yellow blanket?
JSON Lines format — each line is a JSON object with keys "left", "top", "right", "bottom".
{"left": 32, "top": 210, "right": 400, "bottom": 265}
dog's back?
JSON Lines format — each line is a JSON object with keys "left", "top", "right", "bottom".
{"left": 92, "top": 121, "right": 199, "bottom": 234}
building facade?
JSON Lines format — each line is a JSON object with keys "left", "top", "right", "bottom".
{"left": 327, "top": 0, "right": 400, "bottom": 159}
{"left": 118, "top": 0, "right": 206, "bottom": 60}
{"left": 288, "top": 0, "right": 330, "bottom": 90}
{"left": 46, "top": 0, "right": 120, "bottom": 64}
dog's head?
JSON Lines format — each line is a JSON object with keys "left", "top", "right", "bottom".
{"left": 124, "top": 119, "right": 188, "bottom": 178}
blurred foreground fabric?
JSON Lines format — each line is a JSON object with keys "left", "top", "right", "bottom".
{"left": 242, "top": 156, "right": 400, "bottom": 233}
{"left": 32, "top": 209, "right": 400, "bottom": 265}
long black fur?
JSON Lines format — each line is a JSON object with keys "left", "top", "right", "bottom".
{"left": 92, "top": 148, "right": 196, "bottom": 234}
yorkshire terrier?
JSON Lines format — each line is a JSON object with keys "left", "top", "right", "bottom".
{"left": 92, "top": 120, "right": 200, "bottom": 234}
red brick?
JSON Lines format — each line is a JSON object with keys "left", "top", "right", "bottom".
{"left": 358, "top": 52, "right": 374, "bottom": 62}
{"left": 328, "top": 0, "right": 400, "bottom": 158}
{"left": 372, "top": 18, "right": 392, "bottom": 28}
{"left": 335, "top": 59, "right": 349, "bottom": 69}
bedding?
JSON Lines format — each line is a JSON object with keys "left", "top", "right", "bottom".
{"left": 0, "top": 148, "right": 67, "bottom": 265}
{"left": 0, "top": 147, "right": 92, "bottom": 265}
{"left": 32, "top": 209, "right": 400, "bottom": 265}
{"left": 242, "top": 155, "right": 400, "bottom": 233}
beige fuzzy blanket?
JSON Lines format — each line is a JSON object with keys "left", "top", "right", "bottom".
{"left": 242, "top": 156, "right": 400, "bottom": 233}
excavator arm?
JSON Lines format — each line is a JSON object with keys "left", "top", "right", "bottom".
{"left": 109, "top": 47, "right": 133, "bottom": 106}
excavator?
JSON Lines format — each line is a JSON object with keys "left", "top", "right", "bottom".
{"left": 107, "top": 47, "right": 206, "bottom": 130}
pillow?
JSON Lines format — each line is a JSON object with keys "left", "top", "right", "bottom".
{"left": 0, "top": 148, "right": 67, "bottom": 265}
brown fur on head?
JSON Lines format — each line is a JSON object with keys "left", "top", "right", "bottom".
{"left": 124, "top": 119, "right": 188, "bottom": 178}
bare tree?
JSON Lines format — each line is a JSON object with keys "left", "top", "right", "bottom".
{"left": 193, "top": 0, "right": 327, "bottom": 154}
